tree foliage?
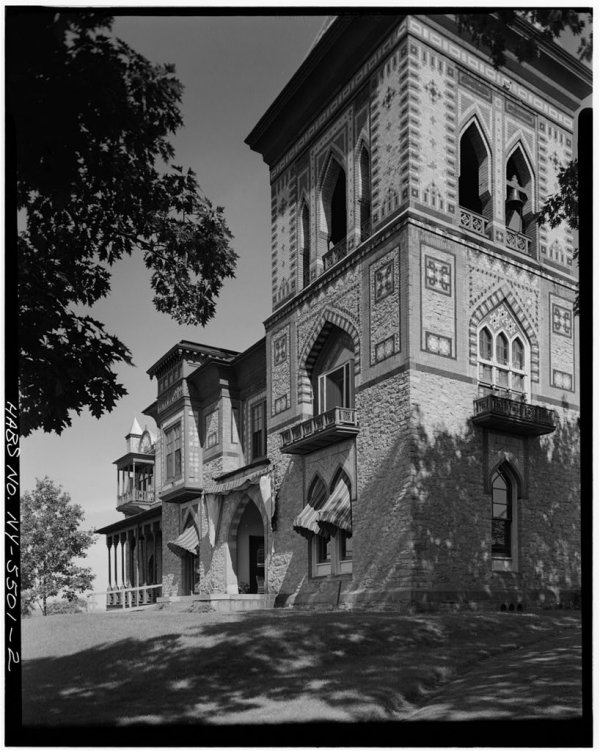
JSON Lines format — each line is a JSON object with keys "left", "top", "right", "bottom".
{"left": 21, "top": 477, "right": 96, "bottom": 616}
{"left": 8, "top": 10, "right": 237, "bottom": 436}
{"left": 457, "top": 10, "right": 592, "bottom": 69}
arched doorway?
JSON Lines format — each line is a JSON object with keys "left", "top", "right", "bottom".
{"left": 236, "top": 500, "right": 265, "bottom": 593}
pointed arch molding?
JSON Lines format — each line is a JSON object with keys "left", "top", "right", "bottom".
{"left": 297, "top": 307, "right": 361, "bottom": 404}
{"left": 459, "top": 109, "right": 493, "bottom": 151}
{"left": 469, "top": 284, "right": 539, "bottom": 382}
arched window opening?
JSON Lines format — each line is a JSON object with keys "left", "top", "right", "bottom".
{"left": 300, "top": 202, "right": 310, "bottom": 288}
{"left": 330, "top": 170, "right": 347, "bottom": 245}
{"left": 459, "top": 123, "right": 489, "bottom": 211}
{"left": 358, "top": 145, "right": 371, "bottom": 241}
{"left": 309, "top": 326, "right": 355, "bottom": 416}
{"left": 478, "top": 324, "right": 528, "bottom": 400}
{"left": 505, "top": 145, "right": 535, "bottom": 252}
{"left": 491, "top": 470, "right": 512, "bottom": 558}
{"left": 320, "top": 156, "right": 348, "bottom": 270}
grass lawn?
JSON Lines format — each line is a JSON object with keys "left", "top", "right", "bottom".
{"left": 20, "top": 606, "right": 582, "bottom": 735}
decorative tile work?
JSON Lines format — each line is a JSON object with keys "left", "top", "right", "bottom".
{"left": 273, "top": 394, "right": 290, "bottom": 415}
{"left": 271, "top": 168, "right": 296, "bottom": 308}
{"left": 271, "top": 325, "right": 291, "bottom": 417}
{"left": 369, "top": 249, "right": 400, "bottom": 366}
{"left": 205, "top": 408, "right": 219, "bottom": 449}
{"left": 552, "top": 303, "right": 572, "bottom": 338}
{"left": 371, "top": 47, "right": 406, "bottom": 224}
{"left": 552, "top": 370, "right": 573, "bottom": 392}
{"left": 420, "top": 244, "right": 455, "bottom": 359}
{"left": 539, "top": 122, "right": 574, "bottom": 273}
{"left": 425, "top": 332, "right": 452, "bottom": 357}
{"left": 375, "top": 335, "right": 396, "bottom": 363}
{"left": 271, "top": 21, "right": 407, "bottom": 180}
{"left": 374, "top": 260, "right": 394, "bottom": 301}
{"left": 458, "top": 70, "right": 492, "bottom": 102}
{"left": 486, "top": 303, "right": 518, "bottom": 336}
{"left": 424, "top": 255, "right": 452, "bottom": 296}
{"left": 549, "top": 293, "right": 574, "bottom": 392}
{"left": 408, "top": 17, "right": 573, "bottom": 129}
{"left": 412, "top": 45, "right": 454, "bottom": 213}
{"left": 273, "top": 333, "right": 288, "bottom": 365}
{"left": 505, "top": 99, "right": 536, "bottom": 127}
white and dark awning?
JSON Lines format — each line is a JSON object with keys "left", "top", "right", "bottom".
{"left": 167, "top": 525, "right": 199, "bottom": 556}
{"left": 203, "top": 466, "right": 270, "bottom": 495}
{"left": 293, "top": 479, "right": 327, "bottom": 538}
{"left": 318, "top": 479, "right": 352, "bottom": 534}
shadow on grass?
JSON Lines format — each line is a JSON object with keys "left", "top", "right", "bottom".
{"left": 18, "top": 610, "right": 586, "bottom": 745}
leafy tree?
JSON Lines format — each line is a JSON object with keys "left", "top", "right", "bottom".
{"left": 456, "top": 10, "right": 592, "bottom": 69}
{"left": 8, "top": 10, "right": 238, "bottom": 437}
{"left": 21, "top": 477, "right": 96, "bottom": 616}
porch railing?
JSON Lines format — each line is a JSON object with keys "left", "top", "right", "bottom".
{"left": 505, "top": 227, "right": 532, "bottom": 255}
{"left": 459, "top": 207, "right": 488, "bottom": 236}
{"left": 97, "top": 583, "right": 163, "bottom": 610}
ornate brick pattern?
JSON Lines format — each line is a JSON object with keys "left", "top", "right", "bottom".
{"left": 370, "top": 45, "right": 407, "bottom": 225}
{"left": 412, "top": 44, "right": 455, "bottom": 214}
{"left": 271, "top": 325, "right": 291, "bottom": 416}
{"left": 538, "top": 122, "right": 574, "bottom": 272}
{"left": 420, "top": 245, "right": 455, "bottom": 358}
{"left": 408, "top": 17, "right": 573, "bottom": 129}
{"left": 271, "top": 168, "right": 297, "bottom": 308}
{"left": 369, "top": 249, "right": 400, "bottom": 365}
{"left": 204, "top": 407, "right": 219, "bottom": 449}
{"left": 549, "top": 294, "right": 574, "bottom": 392}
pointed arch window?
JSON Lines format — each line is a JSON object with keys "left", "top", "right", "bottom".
{"left": 300, "top": 201, "right": 310, "bottom": 288}
{"left": 505, "top": 145, "right": 535, "bottom": 253}
{"left": 358, "top": 144, "right": 371, "bottom": 241}
{"left": 320, "top": 155, "right": 348, "bottom": 268}
{"left": 459, "top": 120, "right": 491, "bottom": 234}
{"left": 478, "top": 325, "right": 528, "bottom": 398}
{"left": 491, "top": 466, "right": 518, "bottom": 571}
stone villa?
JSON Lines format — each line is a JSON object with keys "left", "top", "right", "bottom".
{"left": 98, "top": 14, "right": 588, "bottom": 612}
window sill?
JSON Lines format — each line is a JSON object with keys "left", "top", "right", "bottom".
{"left": 492, "top": 557, "right": 516, "bottom": 573}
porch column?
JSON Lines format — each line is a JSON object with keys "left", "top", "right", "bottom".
{"left": 121, "top": 532, "right": 128, "bottom": 587}
{"left": 107, "top": 537, "right": 113, "bottom": 589}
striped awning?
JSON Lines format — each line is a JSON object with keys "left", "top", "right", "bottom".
{"left": 167, "top": 525, "right": 199, "bottom": 556}
{"left": 203, "top": 466, "right": 270, "bottom": 496}
{"left": 318, "top": 479, "right": 352, "bottom": 534}
{"left": 293, "top": 479, "right": 327, "bottom": 538}
{"left": 293, "top": 503, "right": 322, "bottom": 538}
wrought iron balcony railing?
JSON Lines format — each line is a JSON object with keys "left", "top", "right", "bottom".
{"left": 505, "top": 227, "right": 532, "bottom": 255}
{"left": 322, "top": 238, "right": 348, "bottom": 271}
{"left": 459, "top": 207, "right": 488, "bottom": 237}
{"left": 281, "top": 407, "right": 359, "bottom": 455}
{"left": 472, "top": 395, "right": 556, "bottom": 436}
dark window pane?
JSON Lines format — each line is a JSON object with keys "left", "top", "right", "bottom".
{"left": 317, "top": 534, "right": 331, "bottom": 563}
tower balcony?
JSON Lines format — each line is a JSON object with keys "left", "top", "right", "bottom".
{"left": 472, "top": 395, "right": 556, "bottom": 436}
{"left": 322, "top": 238, "right": 348, "bottom": 271}
{"left": 280, "top": 407, "right": 359, "bottom": 455}
{"left": 116, "top": 489, "right": 156, "bottom": 514}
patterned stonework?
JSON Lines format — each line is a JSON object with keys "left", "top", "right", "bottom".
{"left": 548, "top": 296, "right": 574, "bottom": 389}
{"left": 204, "top": 407, "right": 219, "bottom": 449}
{"left": 370, "top": 45, "right": 406, "bottom": 225}
{"left": 552, "top": 303, "right": 572, "bottom": 338}
{"left": 271, "top": 168, "right": 297, "bottom": 308}
{"left": 486, "top": 302, "right": 518, "bottom": 336}
{"left": 424, "top": 255, "right": 452, "bottom": 296}
{"left": 421, "top": 245, "right": 455, "bottom": 358}
{"left": 412, "top": 43, "right": 455, "bottom": 214}
{"left": 538, "top": 121, "right": 574, "bottom": 272}
{"left": 370, "top": 249, "right": 400, "bottom": 365}
{"left": 271, "top": 325, "right": 291, "bottom": 417}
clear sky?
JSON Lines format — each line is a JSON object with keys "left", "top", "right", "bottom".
{"left": 20, "top": 13, "right": 328, "bottom": 592}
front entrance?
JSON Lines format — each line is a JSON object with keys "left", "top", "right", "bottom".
{"left": 182, "top": 552, "right": 198, "bottom": 595}
{"left": 249, "top": 535, "right": 265, "bottom": 594}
